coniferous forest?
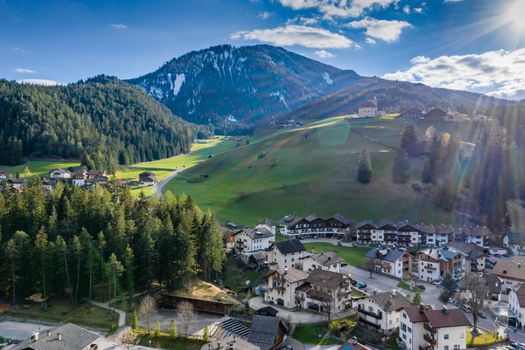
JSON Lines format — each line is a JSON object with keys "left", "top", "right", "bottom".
{"left": 0, "top": 182, "right": 226, "bottom": 306}
{"left": 0, "top": 75, "right": 206, "bottom": 170}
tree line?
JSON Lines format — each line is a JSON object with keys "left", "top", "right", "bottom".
{"left": 0, "top": 181, "right": 226, "bottom": 307}
{"left": 0, "top": 76, "right": 212, "bottom": 170}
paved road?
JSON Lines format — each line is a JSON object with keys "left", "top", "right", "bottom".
{"left": 249, "top": 297, "right": 330, "bottom": 324}
{"left": 0, "top": 321, "right": 53, "bottom": 341}
{"left": 153, "top": 168, "right": 185, "bottom": 198}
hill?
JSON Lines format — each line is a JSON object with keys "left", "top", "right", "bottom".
{"left": 162, "top": 116, "right": 474, "bottom": 225}
{"left": 127, "top": 44, "right": 359, "bottom": 132}
{"left": 0, "top": 76, "right": 197, "bottom": 170}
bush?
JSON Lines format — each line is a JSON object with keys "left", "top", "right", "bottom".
{"left": 328, "top": 318, "right": 356, "bottom": 332}
{"left": 257, "top": 152, "right": 266, "bottom": 159}
{"left": 131, "top": 310, "right": 138, "bottom": 330}
{"left": 440, "top": 291, "right": 450, "bottom": 303}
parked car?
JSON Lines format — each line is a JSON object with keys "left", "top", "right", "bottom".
{"left": 416, "top": 284, "right": 426, "bottom": 291}
{"left": 356, "top": 282, "right": 367, "bottom": 289}
{"left": 460, "top": 304, "right": 472, "bottom": 313}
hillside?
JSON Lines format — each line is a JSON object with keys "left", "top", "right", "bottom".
{"left": 163, "top": 117, "right": 475, "bottom": 225}
{"left": 127, "top": 44, "right": 359, "bottom": 131}
{"left": 0, "top": 76, "right": 196, "bottom": 169}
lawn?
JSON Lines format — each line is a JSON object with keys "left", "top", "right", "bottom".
{"left": 163, "top": 116, "right": 462, "bottom": 226}
{"left": 136, "top": 330, "right": 205, "bottom": 350}
{"left": 397, "top": 280, "right": 420, "bottom": 293}
{"left": 222, "top": 256, "right": 267, "bottom": 293}
{"left": 292, "top": 323, "right": 343, "bottom": 346}
{"left": 0, "top": 160, "right": 80, "bottom": 178}
{"left": 303, "top": 243, "right": 370, "bottom": 267}
{"left": 466, "top": 327, "right": 502, "bottom": 346}
{"left": 5, "top": 300, "right": 118, "bottom": 330}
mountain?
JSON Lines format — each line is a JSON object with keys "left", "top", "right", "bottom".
{"left": 0, "top": 76, "right": 197, "bottom": 169}
{"left": 127, "top": 44, "right": 360, "bottom": 131}
{"left": 284, "top": 77, "right": 510, "bottom": 122}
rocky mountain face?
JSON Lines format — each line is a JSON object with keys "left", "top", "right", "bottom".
{"left": 128, "top": 45, "right": 360, "bottom": 129}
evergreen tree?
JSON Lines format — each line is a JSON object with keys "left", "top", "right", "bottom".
{"left": 357, "top": 148, "right": 372, "bottom": 184}
{"left": 392, "top": 151, "right": 410, "bottom": 184}
{"left": 400, "top": 125, "right": 419, "bottom": 156}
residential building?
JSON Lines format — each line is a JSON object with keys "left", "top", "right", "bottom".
{"left": 460, "top": 225, "right": 492, "bottom": 247}
{"left": 49, "top": 168, "right": 71, "bottom": 179}
{"left": 71, "top": 172, "right": 87, "bottom": 186}
{"left": 423, "top": 108, "right": 448, "bottom": 122}
{"left": 399, "top": 108, "right": 423, "bottom": 120}
{"left": 366, "top": 248, "right": 412, "bottom": 279}
{"left": 434, "top": 224, "right": 455, "bottom": 246}
{"left": 492, "top": 258, "right": 525, "bottom": 294}
{"left": 504, "top": 232, "right": 525, "bottom": 255}
{"left": 509, "top": 284, "right": 525, "bottom": 328}
{"left": 399, "top": 305, "right": 470, "bottom": 350}
{"left": 378, "top": 221, "right": 398, "bottom": 246}
{"left": 356, "top": 220, "right": 377, "bottom": 245}
{"left": 8, "top": 178, "right": 26, "bottom": 189}
{"left": 11, "top": 323, "right": 101, "bottom": 350}
{"left": 484, "top": 273, "right": 502, "bottom": 300}
{"left": 259, "top": 219, "right": 276, "bottom": 235}
{"left": 295, "top": 268, "right": 353, "bottom": 314}
{"left": 267, "top": 239, "right": 306, "bottom": 270}
{"left": 417, "top": 247, "right": 466, "bottom": 282}
{"left": 357, "top": 290, "right": 414, "bottom": 333}
{"left": 265, "top": 267, "right": 308, "bottom": 308}
{"left": 448, "top": 241, "right": 486, "bottom": 272}
{"left": 358, "top": 100, "right": 378, "bottom": 118}
{"left": 279, "top": 214, "right": 350, "bottom": 238}
{"left": 0, "top": 171, "right": 10, "bottom": 181}
{"left": 297, "top": 251, "right": 344, "bottom": 273}
{"left": 233, "top": 226, "right": 275, "bottom": 253}
{"left": 397, "top": 222, "right": 421, "bottom": 247}
{"left": 417, "top": 224, "right": 437, "bottom": 247}
{"left": 139, "top": 171, "right": 157, "bottom": 186}
{"left": 247, "top": 315, "right": 287, "bottom": 350}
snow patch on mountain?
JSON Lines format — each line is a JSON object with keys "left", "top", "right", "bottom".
{"left": 323, "top": 72, "right": 333, "bottom": 85}
{"left": 173, "top": 74, "right": 186, "bottom": 96}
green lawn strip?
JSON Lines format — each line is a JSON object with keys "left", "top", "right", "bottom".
{"left": 0, "top": 160, "right": 80, "bottom": 178}
{"left": 304, "top": 243, "right": 369, "bottom": 267}
{"left": 466, "top": 327, "right": 502, "bottom": 346}
{"left": 5, "top": 300, "right": 118, "bottom": 330}
{"left": 292, "top": 324, "right": 343, "bottom": 346}
{"left": 222, "top": 256, "right": 267, "bottom": 293}
{"left": 136, "top": 329, "right": 205, "bottom": 350}
{"left": 397, "top": 280, "right": 416, "bottom": 292}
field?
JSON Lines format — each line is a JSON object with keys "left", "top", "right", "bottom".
{"left": 292, "top": 323, "right": 343, "bottom": 346}
{"left": 303, "top": 243, "right": 370, "bottom": 267}
{"left": 222, "top": 256, "right": 267, "bottom": 292}
{"left": 0, "top": 160, "right": 80, "bottom": 177}
{"left": 163, "top": 116, "right": 466, "bottom": 225}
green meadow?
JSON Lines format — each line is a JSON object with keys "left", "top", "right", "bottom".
{"left": 163, "top": 116, "right": 460, "bottom": 225}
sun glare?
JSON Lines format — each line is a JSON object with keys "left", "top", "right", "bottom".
{"left": 506, "top": 0, "right": 525, "bottom": 31}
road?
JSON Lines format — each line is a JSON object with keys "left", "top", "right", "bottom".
{"left": 153, "top": 168, "right": 185, "bottom": 198}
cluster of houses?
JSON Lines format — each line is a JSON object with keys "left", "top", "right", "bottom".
{"left": 0, "top": 166, "right": 158, "bottom": 191}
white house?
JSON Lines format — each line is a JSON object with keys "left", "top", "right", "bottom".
{"left": 71, "top": 172, "right": 87, "bottom": 186}
{"left": 461, "top": 225, "right": 492, "bottom": 248}
{"left": 265, "top": 267, "right": 308, "bottom": 308}
{"left": 509, "top": 284, "right": 525, "bottom": 328}
{"left": 233, "top": 226, "right": 275, "bottom": 254}
{"left": 357, "top": 290, "right": 413, "bottom": 333}
{"left": 448, "top": 241, "right": 486, "bottom": 272}
{"left": 399, "top": 305, "right": 470, "bottom": 350}
{"left": 504, "top": 233, "right": 525, "bottom": 255}
{"left": 358, "top": 100, "right": 378, "bottom": 118}
{"left": 366, "top": 248, "right": 413, "bottom": 279}
{"left": 49, "top": 168, "right": 71, "bottom": 179}
{"left": 267, "top": 239, "right": 306, "bottom": 270}
{"left": 296, "top": 251, "right": 343, "bottom": 273}
{"left": 417, "top": 247, "right": 466, "bottom": 282}
{"left": 0, "top": 171, "right": 9, "bottom": 181}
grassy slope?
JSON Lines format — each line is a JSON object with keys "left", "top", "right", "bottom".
{"left": 164, "top": 116, "right": 466, "bottom": 225}
{"left": 0, "top": 160, "right": 81, "bottom": 177}
{"left": 303, "top": 243, "right": 369, "bottom": 267}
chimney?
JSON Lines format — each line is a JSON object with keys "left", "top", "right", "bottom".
{"left": 57, "top": 333, "right": 62, "bottom": 341}
{"left": 47, "top": 330, "right": 51, "bottom": 337}
{"left": 31, "top": 332, "right": 39, "bottom": 342}
{"left": 442, "top": 305, "right": 449, "bottom": 314}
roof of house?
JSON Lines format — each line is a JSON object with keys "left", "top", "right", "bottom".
{"left": 416, "top": 223, "right": 436, "bottom": 234}
{"left": 273, "top": 239, "right": 305, "bottom": 255}
{"left": 11, "top": 323, "right": 100, "bottom": 350}
{"left": 331, "top": 214, "right": 352, "bottom": 226}
{"left": 512, "top": 284, "right": 525, "bottom": 307}
{"left": 434, "top": 223, "right": 455, "bottom": 234}
{"left": 403, "top": 306, "right": 471, "bottom": 328}
{"left": 507, "top": 232, "right": 525, "bottom": 245}
{"left": 355, "top": 220, "right": 377, "bottom": 229}
{"left": 315, "top": 251, "right": 343, "bottom": 266}
{"left": 235, "top": 226, "right": 274, "bottom": 240}
{"left": 399, "top": 107, "right": 423, "bottom": 118}
{"left": 305, "top": 214, "right": 319, "bottom": 222}
{"left": 369, "top": 291, "right": 414, "bottom": 312}
{"left": 305, "top": 268, "right": 349, "bottom": 289}
{"left": 461, "top": 225, "right": 492, "bottom": 237}
{"left": 492, "top": 260, "right": 525, "bottom": 281}
{"left": 247, "top": 315, "right": 284, "bottom": 350}
{"left": 377, "top": 220, "right": 396, "bottom": 229}
{"left": 256, "top": 306, "right": 279, "bottom": 317}
{"left": 360, "top": 100, "right": 377, "bottom": 109}
{"left": 418, "top": 246, "right": 465, "bottom": 261}
{"left": 424, "top": 108, "right": 447, "bottom": 118}
{"left": 448, "top": 241, "right": 485, "bottom": 259}
{"left": 268, "top": 267, "right": 308, "bottom": 283}
{"left": 366, "top": 248, "right": 407, "bottom": 262}
{"left": 404, "top": 305, "right": 432, "bottom": 323}
{"left": 483, "top": 273, "right": 501, "bottom": 295}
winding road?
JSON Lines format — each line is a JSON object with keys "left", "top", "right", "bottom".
{"left": 153, "top": 168, "right": 186, "bottom": 198}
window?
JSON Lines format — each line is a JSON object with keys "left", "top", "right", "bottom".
{"left": 401, "top": 323, "right": 407, "bottom": 332}
{"left": 368, "top": 306, "right": 373, "bottom": 312}
{"left": 460, "top": 333, "right": 464, "bottom": 339}
{"left": 408, "top": 327, "right": 411, "bottom": 333}
{"left": 444, "top": 334, "right": 449, "bottom": 340}
{"left": 403, "top": 313, "right": 407, "bottom": 319}
{"left": 454, "top": 345, "right": 460, "bottom": 350}
{"left": 444, "top": 346, "right": 449, "bottom": 350}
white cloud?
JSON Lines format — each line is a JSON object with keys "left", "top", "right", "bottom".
{"left": 110, "top": 23, "right": 128, "bottom": 30}
{"left": 346, "top": 17, "right": 412, "bottom": 42}
{"left": 314, "top": 49, "right": 335, "bottom": 58}
{"left": 14, "top": 68, "right": 35, "bottom": 74}
{"left": 365, "top": 37, "right": 376, "bottom": 44}
{"left": 231, "top": 24, "right": 353, "bottom": 48}
{"left": 258, "top": 11, "right": 272, "bottom": 20}
{"left": 286, "top": 16, "right": 319, "bottom": 25}
{"left": 277, "top": 0, "right": 399, "bottom": 18}
{"left": 383, "top": 48, "right": 525, "bottom": 100}
{"left": 413, "top": 7, "right": 423, "bottom": 13}
{"left": 13, "top": 47, "right": 26, "bottom": 53}
{"left": 403, "top": 5, "right": 410, "bottom": 14}
{"left": 17, "top": 79, "right": 61, "bottom": 86}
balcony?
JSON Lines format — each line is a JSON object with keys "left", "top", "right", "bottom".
{"left": 424, "top": 333, "right": 436, "bottom": 345}
{"left": 424, "top": 323, "right": 436, "bottom": 334}
{"left": 358, "top": 307, "right": 382, "bottom": 319}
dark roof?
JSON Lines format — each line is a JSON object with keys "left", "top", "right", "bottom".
{"left": 468, "top": 225, "right": 492, "bottom": 237}
{"left": 424, "top": 108, "right": 447, "bottom": 119}
{"left": 11, "top": 323, "right": 100, "bottom": 350}
{"left": 513, "top": 284, "right": 525, "bottom": 307}
{"left": 434, "top": 223, "right": 455, "bottom": 234}
{"left": 404, "top": 306, "right": 431, "bottom": 323}
{"left": 366, "top": 248, "right": 407, "bottom": 262}
{"left": 369, "top": 291, "right": 414, "bottom": 312}
{"left": 315, "top": 252, "right": 343, "bottom": 266}
{"left": 484, "top": 273, "right": 501, "bottom": 295}
{"left": 274, "top": 239, "right": 305, "bottom": 255}
{"left": 424, "top": 308, "right": 471, "bottom": 328}
{"left": 256, "top": 306, "right": 279, "bottom": 317}
{"left": 331, "top": 214, "right": 352, "bottom": 226}
{"left": 377, "top": 220, "right": 396, "bottom": 230}
{"left": 399, "top": 107, "right": 423, "bottom": 118}
{"left": 508, "top": 232, "right": 525, "bottom": 245}
{"left": 248, "top": 315, "right": 284, "bottom": 350}
{"left": 305, "top": 214, "right": 319, "bottom": 222}
{"left": 234, "top": 226, "right": 274, "bottom": 240}
{"left": 306, "top": 268, "right": 348, "bottom": 289}
{"left": 360, "top": 100, "right": 377, "bottom": 108}
{"left": 416, "top": 223, "right": 435, "bottom": 234}
{"left": 355, "top": 220, "right": 377, "bottom": 229}
{"left": 448, "top": 242, "right": 485, "bottom": 259}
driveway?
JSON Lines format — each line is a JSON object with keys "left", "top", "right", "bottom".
{"left": 249, "top": 297, "right": 337, "bottom": 324}
{"left": 0, "top": 321, "right": 53, "bottom": 341}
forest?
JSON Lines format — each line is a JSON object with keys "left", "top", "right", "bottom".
{"left": 0, "top": 181, "right": 226, "bottom": 307}
{"left": 0, "top": 76, "right": 208, "bottom": 171}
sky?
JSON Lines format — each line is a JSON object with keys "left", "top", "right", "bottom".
{"left": 1, "top": 0, "right": 525, "bottom": 99}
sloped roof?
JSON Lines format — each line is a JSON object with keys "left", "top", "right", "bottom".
{"left": 356, "top": 220, "right": 377, "bottom": 229}
{"left": 367, "top": 248, "right": 407, "bottom": 262}
{"left": 424, "top": 108, "right": 447, "bottom": 118}
{"left": 448, "top": 241, "right": 485, "bottom": 259}
{"left": 369, "top": 291, "right": 414, "bottom": 312}
{"left": 512, "top": 284, "right": 525, "bottom": 307}
{"left": 404, "top": 305, "right": 431, "bottom": 323}
{"left": 274, "top": 239, "right": 305, "bottom": 255}
{"left": 305, "top": 214, "right": 319, "bottom": 222}
{"left": 434, "top": 223, "right": 455, "bottom": 234}
{"left": 235, "top": 226, "right": 274, "bottom": 240}
{"left": 332, "top": 214, "right": 352, "bottom": 226}
{"left": 306, "top": 268, "right": 348, "bottom": 289}
{"left": 248, "top": 315, "right": 284, "bottom": 350}
{"left": 492, "top": 260, "right": 525, "bottom": 281}
{"left": 418, "top": 246, "right": 464, "bottom": 261}
{"left": 11, "top": 323, "right": 100, "bottom": 350}
{"left": 268, "top": 267, "right": 308, "bottom": 283}
{"left": 416, "top": 223, "right": 435, "bottom": 234}
{"left": 315, "top": 251, "right": 343, "bottom": 266}
{"left": 424, "top": 309, "right": 471, "bottom": 328}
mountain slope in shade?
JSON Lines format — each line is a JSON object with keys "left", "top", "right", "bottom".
{"left": 128, "top": 45, "right": 360, "bottom": 126}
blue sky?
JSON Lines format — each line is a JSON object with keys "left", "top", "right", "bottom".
{"left": 2, "top": 0, "right": 525, "bottom": 99}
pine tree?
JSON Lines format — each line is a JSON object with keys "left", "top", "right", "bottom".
{"left": 400, "top": 125, "right": 419, "bottom": 156}
{"left": 357, "top": 149, "right": 372, "bottom": 184}
{"left": 392, "top": 151, "right": 410, "bottom": 184}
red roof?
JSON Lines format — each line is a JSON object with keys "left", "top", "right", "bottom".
{"left": 403, "top": 306, "right": 471, "bottom": 328}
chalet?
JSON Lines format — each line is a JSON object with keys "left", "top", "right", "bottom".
{"left": 95, "top": 175, "right": 108, "bottom": 184}
{"left": 358, "top": 100, "right": 378, "bottom": 118}
{"left": 295, "top": 268, "right": 353, "bottom": 314}
{"left": 355, "top": 220, "right": 377, "bottom": 245}
{"left": 399, "top": 107, "right": 423, "bottom": 120}
{"left": 139, "top": 171, "right": 157, "bottom": 186}
{"left": 378, "top": 220, "right": 398, "bottom": 246}
{"left": 233, "top": 226, "right": 275, "bottom": 254}
{"left": 509, "top": 284, "right": 525, "bottom": 328}
{"left": 423, "top": 108, "right": 447, "bottom": 122}
{"left": 49, "top": 168, "right": 71, "bottom": 179}
{"left": 71, "top": 172, "right": 87, "bottom": 186}
{"left": 416, "top": 223, "right": 437, "bottom": 247}
{"left": 417, "top": 246, "right": 466, "bottom": 282}
{"left": 259, "top": 219, "right": 276, "bottom": 235}
{"left": 279, "top": 214, "right": 350, "bottom": 238}
{"left": 247, "top": 315, "right": 287, "bottom": 350}
{"left": 0, "top": 171, "right": 10, "bottom": 181}
{"left": 67, "top": 165, "right": 86, "bottom": 173}
{"left": 8, "top": 178, "right": 26, "bottom": 189}
{"left": 265, "top": 267, "right": 308, "bottom": 308}
{"left": 87, "top": 169, "right": 107, "bottom": 178}
{"left": 357, "top": 290, "right": 414, "bottom": 332}
{"left": 226, "top": 221, "right": 242, "bottom": 231}
{"left": 399, "top": 305, "right": 470, "bottom": 350}
{"left": 366, "top": 248, "right": 413, "bottom": 279}
{"left": 492, "top": 258, "right": 525, "bottom": 294}
{"left": 267, "top": 239, "right": 306, "bottom": 269}
{"left": 11, "top": 323, "right": 101, "bottom": 350}
{"left": 448, "top": 241, "right": 486, "bottom": 272}
{"left": 42, "top": 180, "right": 56, "bottom": 191}
{"left": 434, "top": 224, "right": 455, "bottom": 246}
{"left": 460, "top": 225, "right": 491, "bottom": 247}
{"left": 297, "top": 251, "right": 344, "bottom": 273}
{"left": 219, "top": 226, "right": 235, "bottom": 252}
{"left": 397, "top": 221, "right": 421, "bottom": 247}
{"left": 256, "top": 306, "right": 279, "bottom": 317}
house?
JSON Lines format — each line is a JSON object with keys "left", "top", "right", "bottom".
{"left": 366, "top": 248, "right": 413, "bottom": 279}
{"left": 42, "top": 180, "right": 55, "bottom": 191}
{"left": 67, "top": 165, "right": 86, "bottom": 173}
{"left": 8, "top": 178, "right": 26, "bottom": 189}
{"left": 259, "top": 219, "right": 276, "bottom": 235}
{"left": 297, "top": 251, "right": 344, "bottom": 273}
{"left": 220, "top": 227, "right": 235, "bottom": 252}
{"left": 504, "top": 232, "right": 525, "bottom": 255}
{"left": 49, "top": 168, "right": 71, "bottom": 179}
{"left": 460, "top": 225, "right": 492, "bottom": 247}
{"left": 417, "top": 246, "right": 466, "bottom": 282}
{"left": 245, "top": 251, "right": 268, "bottom": 270}
{"left": 295, "top": 268, "right": 353, "bottom": 314}
{"left": 256, "top": 306, "right": 279, "bottom": 317}
{"left": 139, "top": 171, "right": 157, "bottom": 186}
{"left": 358, "top": 100, "right": 378, "bottom": 118}
{"left": 484, "top": 273, "right": 502, "bottom": 300}
{"left": 355, "top": 220, "right": 377, "bottom": 245}
{"left": 11, "top": 323, "right": 101, "bottom": 350}
{"left": 87, "top": 169, "right": 107, "bottom": 178}
{"left": 417, "top": 223, "right": 437, "bottom": 247}
{"left": 0, "top": 171, "right": 10, "bottom": 181}
{"left": 267, "top": 239, "right": 306, "bottom": 269}
{"left": 247, "top": 315, "right": 287, "bottom": 350}
{"left": 233, "top": 226, "right": 275, "bottom": 254}
{"left": 509, "top": 284, "right": 525, "bottom": 328}
{"left": 94, "top": 175, "right": 108, "bottom": 184}
{"left": 399, "top": 305, "right": 470, "bottom": 350}
{"left": 377, "top": 220, "right": 398, "bottom": 246}
{"left": 448, "top": 241, "right": 486, "bottom": 272}
{"left": 265, "top": 267, "right": 308, "bottom": 308}
{"left": 423, "top": 108, "right": 447, "bottom": 122}
{"left": 226, "top": 221, "right": 242, "bottom": 231}
{"left": 71, "top": 172, "right": 87, "bottom": 186}
{"left": 492, "top": 258, "right": 525, "bottom": 294}
{"left": 357, "top": 290, "right": 414, "bottom": 333}
{"left": 279, "top": 214, "right": 350, "bottom": 238}
{"left": 434, "top": 224, "right": 455, "bottom": 246}
{"left": 397, "top": 221, "right": 421, "bottom": 247}
{"left": 399, "top": 107, "right": 423, "bottom": 120}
